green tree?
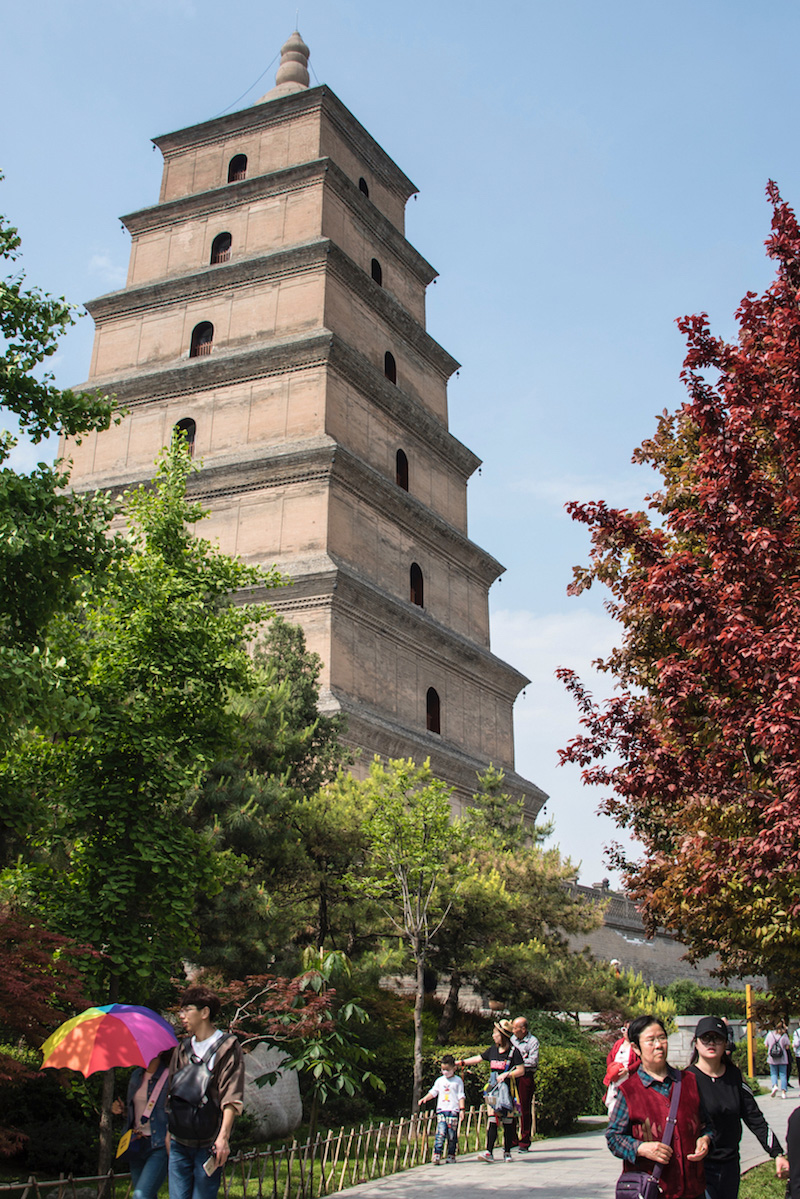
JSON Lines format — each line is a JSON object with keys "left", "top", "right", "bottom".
{"left": 1, "top": 438, "right": 282, "bottom": 1171}
{"left": 187, "top": 618, "right": 352, "bottom": 974}
{"left": 2, "top": 437, "right": 282, "bottom": 1001}
{"left": 344, "top": 758, "right": 459, "bottom": 1110}
{"left": 432, "top": 767, "right": 603, "bottom": 1040}
{"left": 0, "top": 190, "right": 117, "bottom": 818}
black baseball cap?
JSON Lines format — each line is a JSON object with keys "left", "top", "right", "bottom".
{"left": 694, "top": 1016, "right": 728, "bottom": 1040}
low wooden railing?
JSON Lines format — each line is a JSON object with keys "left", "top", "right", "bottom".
{"left": 0, "top": 1107, "right": 493, "bottom": 1199}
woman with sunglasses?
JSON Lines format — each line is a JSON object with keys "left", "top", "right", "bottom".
{"left": 687, "top": 1015, "right": 788, "bottom": 1199}
{"left": 607, "top": 1014, "right": 712, "bottom": 1198}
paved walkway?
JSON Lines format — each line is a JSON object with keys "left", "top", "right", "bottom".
{"left": 339, "top": 1081, "right": 798, "bottom": 1198}
{"left": 741, "top": 1080, "right": 796, "bottom": 1172}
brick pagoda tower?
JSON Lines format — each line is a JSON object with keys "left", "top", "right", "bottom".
{"left": 63, "top": 32, "right": 546, "bottom": 818}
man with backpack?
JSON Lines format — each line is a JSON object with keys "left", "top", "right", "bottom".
{"left": 167, "top": 986, "right": 245, "bottom": 1199}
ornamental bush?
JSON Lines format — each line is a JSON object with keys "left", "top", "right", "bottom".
{"left": 534, "top": 1046, "right": 593, "bottom": 1134}
{"left": 416, "top": 1042, "right": 593, "bottom": 1134}
{"left": 362, "top": 1024, "right": 601, "bottom": 1130}
{"left": 733, "top": 1037, "right": 768, "bottom": 1078}
{"left": 665, "top": 981, "right": 748, "bottom": 1017}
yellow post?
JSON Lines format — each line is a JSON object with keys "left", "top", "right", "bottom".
{"left": 746, "top": 984, "right": 755, "bottom": 1079}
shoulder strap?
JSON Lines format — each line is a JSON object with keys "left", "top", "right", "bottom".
{"left": 651, "top": 1075, "right": 682, "bottom": 1183}
{"left": 140, "top": 1068, "right": 168, "bottom": 1123}
{"left": 191, "top": 1032, "right": 234, "bottom": 1066}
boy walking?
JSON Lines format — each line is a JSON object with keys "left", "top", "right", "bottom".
{"left": 167, "top": 985, "right": 245, "bottom": 1199}
{"left": 418, "top": 1054, "right": 466, "bottom": 1164}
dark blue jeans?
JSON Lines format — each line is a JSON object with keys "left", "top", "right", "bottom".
{"left": 168, "top": 1141, "right": 222, "bottom": 1199}
{"left": 129, "top": 1143, "right": 167, "bottom": 1199}
{"left": 434, "top": 1113, "right": 459, "bottom": 1157}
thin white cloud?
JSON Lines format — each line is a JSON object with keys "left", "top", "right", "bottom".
{"left": 492, "top": 606, "right": 639, "bottom": 886}
{"left": 89, "top": 253, "right": 127, "bottom": 289}
{"left": 512, "top": 469, "right": 660, "bottom": 513}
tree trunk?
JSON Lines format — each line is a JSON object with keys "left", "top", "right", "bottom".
{"left": 97, "top": 1067, "right": 116, "bottom": 1185}
{"left": 411, "top": 949, "right": 425, "bottom": 1114}
{"left": 98, "top": 973, "right": 120, "bottom": 1186}
{"left": 436, "top": 970, "right": 462, "bottom": 1045}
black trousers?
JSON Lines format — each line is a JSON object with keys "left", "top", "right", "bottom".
{"left": 703, "top": 1158, "right": 740, "bottom": 1199}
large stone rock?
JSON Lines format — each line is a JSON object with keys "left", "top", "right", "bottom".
{"left": 243, "top": 1043, "right": 303, "bottom": 1140}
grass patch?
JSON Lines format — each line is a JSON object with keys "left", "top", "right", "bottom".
{"left": 740, "top": 1161, "right": 785, "bottom": 1199}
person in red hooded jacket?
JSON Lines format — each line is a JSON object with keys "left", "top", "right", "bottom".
{"left": 604, "top": 1021, "right": 639, "bottom": 1110}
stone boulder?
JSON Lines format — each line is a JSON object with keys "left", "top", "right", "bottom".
{"left": 242, "top": 1043, "right": 303, "bottom": 1140}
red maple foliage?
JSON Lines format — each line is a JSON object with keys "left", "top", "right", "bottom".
{"left": 0, "top": 906, "right": 93, "bottom": 1157}
{"left": 558, "top": 184, "right": 800, "bottom": 995}
{"left": 0, "top": 906, "right": 92, "bottom": 1078}
{"left": 176, "top": 971, "right": 335, "bottom": 1049}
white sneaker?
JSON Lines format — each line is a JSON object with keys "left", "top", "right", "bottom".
{"left": 477, "top": 1150, "right": 493, "bottom": 1163}
{"left": 433, "top": 1154, "right": 441, "bottom": 1165}
{"left": 783, "top": 1091, "right": 788, "bottom": 1099}
{"left": 771, "top": 1085, "right": 778, "bottom": 1096}
{"left": 503, "top": 1152, "right": 513, "bottom": 1162}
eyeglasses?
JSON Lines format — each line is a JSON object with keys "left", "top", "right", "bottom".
{"left": 698, "top": 1034, "right": 726, "bottom": 1046}
{"left": 641, "top": 1035, "right": 669, "bottom": 1046}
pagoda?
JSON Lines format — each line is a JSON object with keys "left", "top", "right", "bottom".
{"left": 62, "top": 32, "right": 546, "bottom": 817}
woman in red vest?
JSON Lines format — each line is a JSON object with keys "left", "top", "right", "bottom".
{"left": 606, "top": 1014, "right": 713, "bottom": 1199}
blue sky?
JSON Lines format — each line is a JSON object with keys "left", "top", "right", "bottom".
{"left": 4, "top": 0, "right": 799, "bottom": 890}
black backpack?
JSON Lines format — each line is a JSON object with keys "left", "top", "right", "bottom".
{"left": 168, "top": 1034, "right": 235, "bottom": 1144}
{"left": 769, "top": 1037, "right": 784, "bottom": 1061}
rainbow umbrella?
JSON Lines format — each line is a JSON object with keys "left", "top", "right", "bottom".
{"left": 40, "top": 1004, "right": 178, "bottom": 1076}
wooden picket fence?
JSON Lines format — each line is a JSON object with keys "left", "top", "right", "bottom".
{"left": 0, "top": 1107, "right": 494, "bottom": 1199}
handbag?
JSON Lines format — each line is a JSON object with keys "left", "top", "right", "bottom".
{"left": 483, "top": 1077, "right": 514, "bottom": 1116}
{"left": 615, "top": 1076, "right": 682, "bottom": 1199}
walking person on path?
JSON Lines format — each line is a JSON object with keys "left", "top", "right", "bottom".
{"left": 167, "top": 986, "right": 245, "bottom": 1199}
{"left": 765, "top": 1022, "right": 791, "bottom": 1099}
{"left": 604, "top": 1021, "right": 638, "bottom": 1111}
{"left": 687, "top": 1015, "right": 788, "bottom": 1199}
{"left": 606, "top": 1014, "right": 712, "bottom": 1198}
{"left": 511, "top": 1015, "right": 539, "bottom": 1152}
{"left": 418, "top": 1054, "right": 465, "bottom": 1165}
{"left": 457, "top": 1020, "right": 524, "bottom": 1163}
{"left": 113, "top": 1049, "right": 172, "bottom": 1199}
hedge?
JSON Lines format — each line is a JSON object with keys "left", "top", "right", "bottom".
{"left": 412, "top": 1043, "right": 593, "bottom": 1134}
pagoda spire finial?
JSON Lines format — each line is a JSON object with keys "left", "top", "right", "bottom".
{"left": 259, "top": 30, "right": 310, "bottom": 102}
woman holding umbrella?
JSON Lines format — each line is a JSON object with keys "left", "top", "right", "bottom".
{"left": 113, "top": 1049, "right": 172, "bottom": 1199}
{"left": 40, "top": 1002, "right": 178, "bottom": 1195}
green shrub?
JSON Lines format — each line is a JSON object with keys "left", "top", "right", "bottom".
{"left": 733, "top": 1037, "right": 768, "bottom": 1077}
{"left": 534, "top": 1046, "right": 593, "bottom": 1134}
{"left": 665, "top": 981, "right": 748, "bottom": 1017}
{"left": 524, "top": 1013, "right": 607, "bottom": 1115}
{"left": 24, "top": 1116, "right": 96, "bottom": 1175}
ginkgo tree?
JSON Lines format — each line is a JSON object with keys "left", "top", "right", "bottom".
{"left": 0, "top": 190, "right": 116, "bottom": 768}
{"left": 559, "top": 184, "right": 800, "bottom": 999}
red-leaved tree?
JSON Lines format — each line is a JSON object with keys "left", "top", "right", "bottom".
{"left": 558, "top": 184, "right": 800, "bottom": 998}
{"left": 0, "top": 906, "right": 92, "bottom": 1156}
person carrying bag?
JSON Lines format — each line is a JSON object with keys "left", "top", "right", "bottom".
{"left": 615, "top": 1077, "right": 681, "bottom": 1199}
{"left": 607, "top": 1015, "right": 712, "bottom": 1199}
